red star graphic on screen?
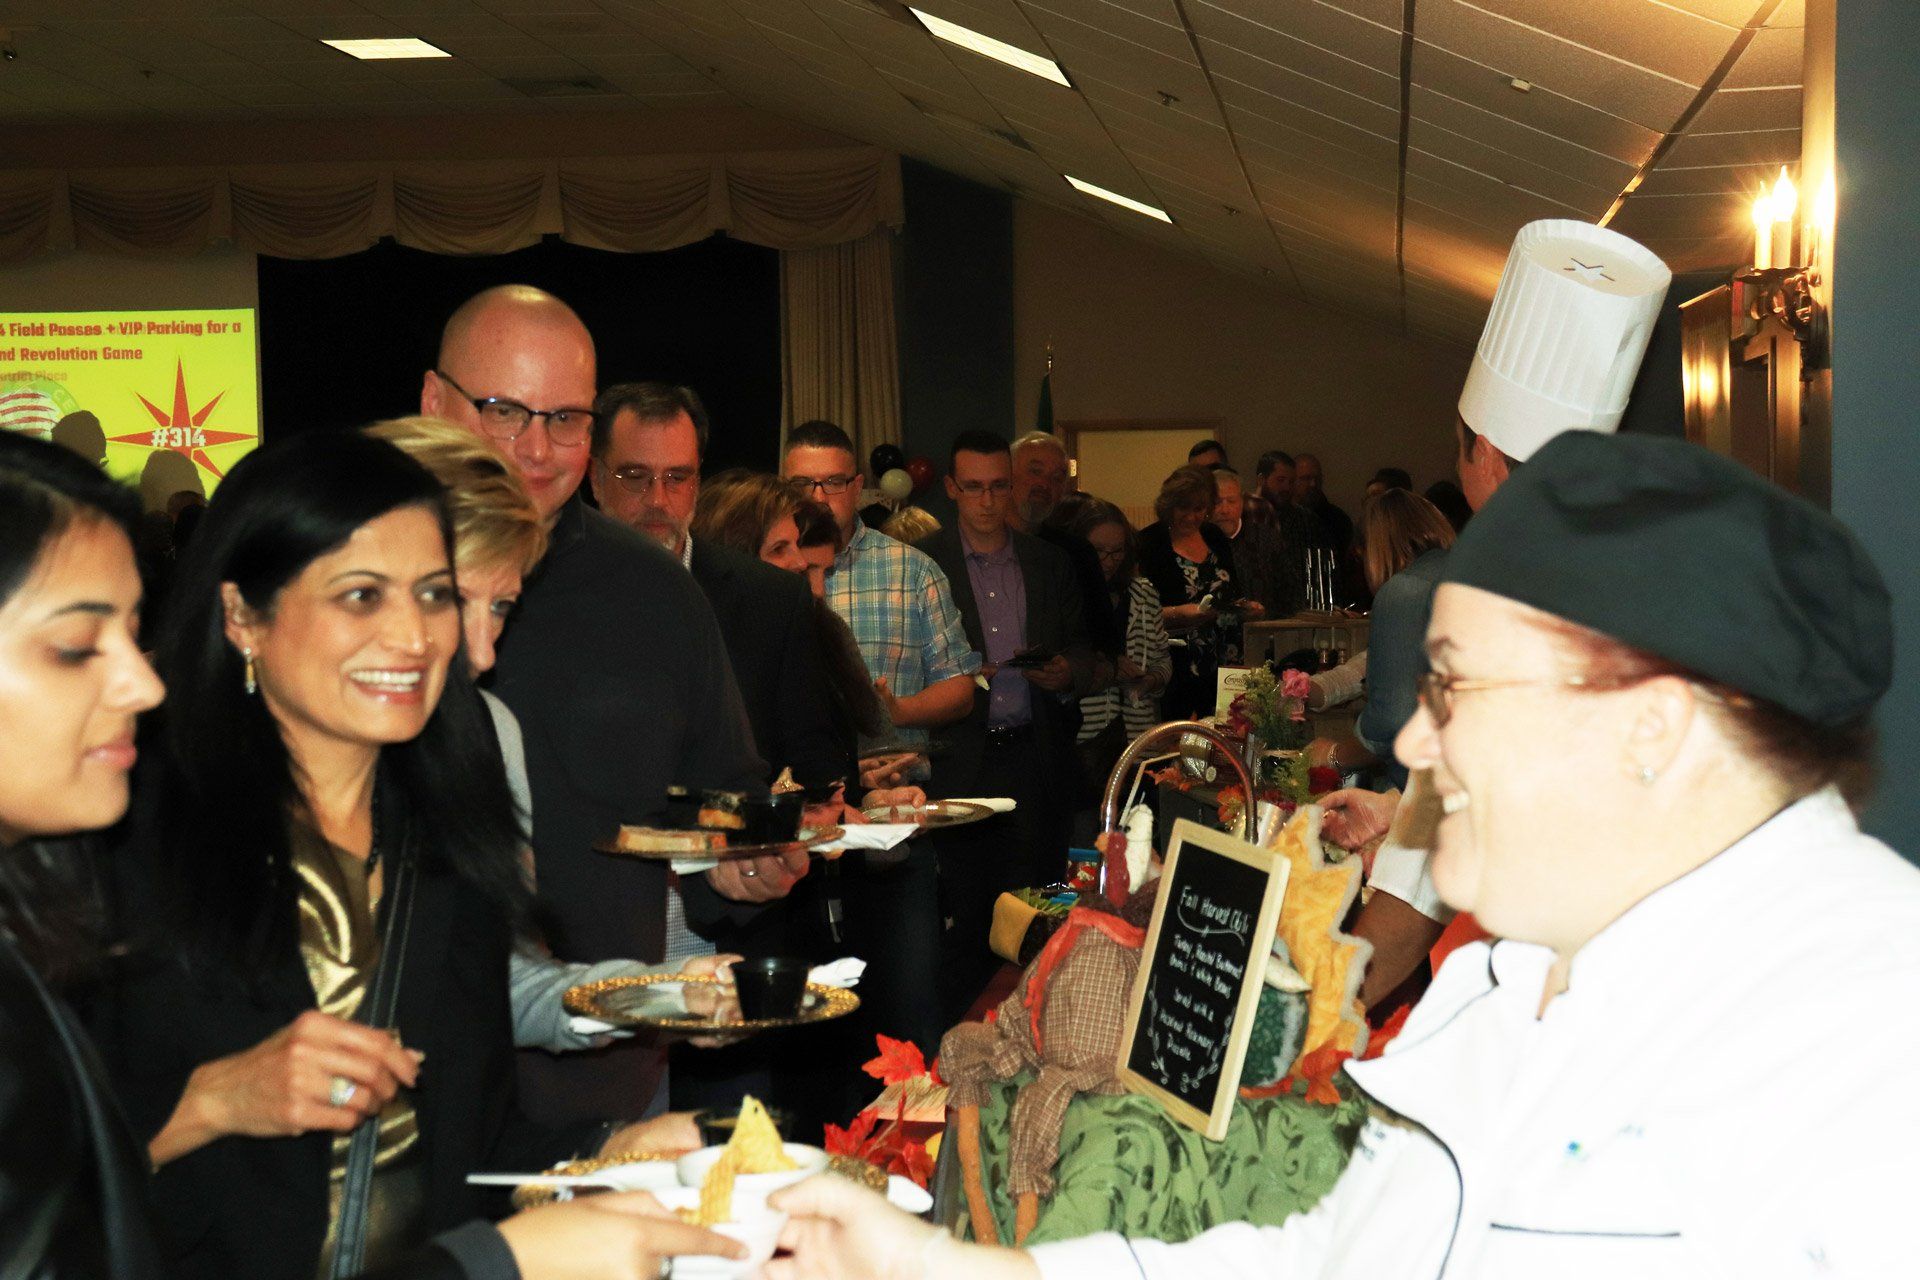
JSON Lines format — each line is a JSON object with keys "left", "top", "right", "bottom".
{"left": 106, "top": 359, "right": 255, "bottom": 479}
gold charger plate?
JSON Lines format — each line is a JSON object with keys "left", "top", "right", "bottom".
{"left": 594, "top": 825, "right": 844, "bottom": 862}
{"left": 563, "top": 972, "right": 860, "bottom": 1033}
{"left": 860, "top": 800, "right": 995, "bottom": 828}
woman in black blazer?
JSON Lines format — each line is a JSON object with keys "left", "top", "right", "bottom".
{"left": 0, "top": 431, "right": 738, "bottom": 1280}
{"left": 1135, "top": 465, "right": 1247, "bottom": 720}
{"left": 87, "top": 433, "right": 728, "bottom": 1280}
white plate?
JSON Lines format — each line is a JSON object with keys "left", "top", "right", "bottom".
{"left": 676, "top": 1143, "right": 826, "bottom": 1216}
{"left": 885, "top": 1174, "right": 933, "bottom": 1215}
{"left": 650, "top": 1187, "right": 785, "bottom": 1280}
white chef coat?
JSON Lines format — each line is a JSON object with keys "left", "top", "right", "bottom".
{"left": 1031, "top": 787, "right": 1920, "bottom": 1279}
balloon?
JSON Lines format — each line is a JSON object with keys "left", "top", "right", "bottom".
{"left": 869, "top": 443, "right": 907, "bottom": 478}
{"left": 905, "top": 455, "right": 936, "bottom": 492}
{"left": 878, "top": 468, "right": 914, "bottom": 501}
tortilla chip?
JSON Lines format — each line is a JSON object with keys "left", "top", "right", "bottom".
{"left": 696, "top": 1149, "right": 739, "bottom": 1226}
{"left": 727, "top": 1096, "right": 797, "bottom": 1174}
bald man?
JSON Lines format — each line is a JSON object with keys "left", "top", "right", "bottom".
{"left": 424, "top": 285, "right": 775, "bottom": 1125}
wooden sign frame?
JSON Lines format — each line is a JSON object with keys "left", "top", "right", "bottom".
{"left": 1115, "top": 818, "right": 1291, "bottom": 1140}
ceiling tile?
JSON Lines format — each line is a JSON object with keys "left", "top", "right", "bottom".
{"left": 1409, "top": 117, "right": 1617, "bottom": 214}
{"left": 1631, "top": 158, "right": 1789, "bottom": 196}
{"left": 1200, "top": 37, "right": 1401, "bottom": 127}
{"left": 1686, "top": 83, "right": 1801, "bottom": 132}
{"left": 1412, "top": 40, "right": 1663, "bottom": 164}
{"left": 1190, "top": 0, "right": 1402, "bottom": 73}
{"left": 1418, "top": 1, "right": 1697, "bottom": 127}
{"left": 1411, "top": 85, "right": 1637, "bottom": 191}
{"left": 1019, "top": 0, "right": 1196, "bottom": 63}
{"left": 1661, "top": 125, "right": 1798, "bottom": 167}
{"left": 1719, "top": 23, "right": 1801, "bottom": 88}
{"left": 1458, "top": 0, "right": 1740, "bottom": 87}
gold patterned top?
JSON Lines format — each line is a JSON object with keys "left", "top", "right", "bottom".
{"left": 290, "top": 820, "right": 425, "bottom": 1276}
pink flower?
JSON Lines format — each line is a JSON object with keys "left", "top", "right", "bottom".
{"left": 1281, "top": 669, "right": 1313, "bottom": 700}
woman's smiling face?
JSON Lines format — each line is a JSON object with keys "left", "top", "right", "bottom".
{"left": 226, "top": 505, "right": 460, "bottom": 760}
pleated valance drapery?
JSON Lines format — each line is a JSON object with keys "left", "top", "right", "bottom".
{"left": 0, "top": 147, "right": 903, "bottom": 261}
{"left": 779, "top": 229, "right": 903, "bottom": 467}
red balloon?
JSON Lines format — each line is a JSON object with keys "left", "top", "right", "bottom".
{"left": 905, "top": 455, "right": 936, "bottom": 492}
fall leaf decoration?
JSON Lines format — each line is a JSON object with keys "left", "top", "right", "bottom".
{"left": 834, "top": 1035, "right": 942, "bottom": 1188}
{"left": 1268, "top": 805, "right": 1373, "bottom": 1072}
{"left": 862, "top": 1034, "right": 929, "bottom": 1086}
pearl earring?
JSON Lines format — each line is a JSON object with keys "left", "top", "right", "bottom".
{"left": 243, "top": 648, "right": 257, "bottom": 696}
{"left": 1637, "top": 765, "right": 1658, "bottom": 786}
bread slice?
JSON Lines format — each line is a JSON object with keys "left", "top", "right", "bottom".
{"left": 614, "top": 826, "right": 728, "bottom": 854}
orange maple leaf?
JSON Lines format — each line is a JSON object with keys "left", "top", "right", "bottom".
{"left": 861, "top": 1034, "right": 928, "bottom": 1085}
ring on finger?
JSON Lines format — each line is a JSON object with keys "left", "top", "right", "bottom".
{"left": 328, "top": 1076, "right": 358, "bottom": 1108}
{"left": 742, "top": 868, "right": 758, "bottom": 878}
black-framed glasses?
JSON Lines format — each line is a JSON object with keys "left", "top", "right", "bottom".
{"left": 786, "top": 474, "right": 858, "bottom": 496}
{"left": 1416, "top": 671, "right": 1636, "bottom": 728}
{"left": 603, "top": 463, "right": 698, "bottom": 494}
{"left": 433, "top": 370, "right": 597, "bottom": 447}
{"left": 954, "top": 480, "right": 1013, "bottom": 497}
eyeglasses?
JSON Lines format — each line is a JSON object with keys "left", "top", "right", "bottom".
{"left": 1416, "top": 671, "right": 1637, "bottom": 728}
{"left": 954, "top": 480, "right": 1013, "bottom": 497}
{"left": 434, "top": 370, "right": 597, "bottom": 447}
{"left": 786, "top": 474, "right": 858, "bottom": 496}
{"left": 603, "top": 464, "right": 697, "bottom": 494}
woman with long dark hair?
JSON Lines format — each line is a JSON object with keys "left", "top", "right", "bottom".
{"left": 94, "top": 431, "right": 722, "bottom": 1280}
{"left": 0, "top": 430, "right": 739, "bottom": 1280}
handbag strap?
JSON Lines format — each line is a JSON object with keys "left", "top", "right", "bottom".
{"left": 328, "top": 806, "right": 420, "bottom": 1280}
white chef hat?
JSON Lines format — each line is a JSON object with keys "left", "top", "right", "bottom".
{"left": 1458, "top": 220, "right": 1672, "bottom": 462}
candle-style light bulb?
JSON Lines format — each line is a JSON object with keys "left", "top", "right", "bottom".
{"left": 1753, "top": 190, "right": 1774, "bottom": 270}
{"left": 1769, "top": 167, "right": 1796, "bottom": 266}
{"left": 1771, "top": 166, "right": 1798, "bottom": 220}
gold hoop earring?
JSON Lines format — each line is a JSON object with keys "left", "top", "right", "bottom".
{"left": 243, "top": 648, "right": 258, "bottom": 696}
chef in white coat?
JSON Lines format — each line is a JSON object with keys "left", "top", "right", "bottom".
{"left": 764, "top": 429, "right": 1920, "bottom": 1280}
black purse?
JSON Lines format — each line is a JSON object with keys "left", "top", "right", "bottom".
{"left": 327, "top": 803, "right": 420, "bottom": 1280}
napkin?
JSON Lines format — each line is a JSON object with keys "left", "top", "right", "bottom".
{"left": 814, "top": 824, "right": 917, "bottom": 852}
{"left": 947, "top": 797, "right": 1018, "bottom": 813}
{"left": 567, "top": 958, "right": 865, "bottom": 1036}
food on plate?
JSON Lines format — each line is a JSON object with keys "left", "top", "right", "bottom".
{"left": 698, "top": 789, "right": 748, "bottom": 831}
{"left": 682, "top": 1096, "right": 800, "bottom": 1225}
{"left": 613, "top": 826, "right": 727, "bottom": 854}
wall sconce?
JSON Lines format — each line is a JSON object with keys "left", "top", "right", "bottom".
{"left": 1734, "top": 165, "right": 1830, "bottom": 370}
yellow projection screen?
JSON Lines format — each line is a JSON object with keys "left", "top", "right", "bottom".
{"left": 1, "top": 308, "right": 261, "bottom": 508}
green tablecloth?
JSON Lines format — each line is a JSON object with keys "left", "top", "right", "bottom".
{"left": 962, "top": 1074, "right": 1367, "bottom": 1245}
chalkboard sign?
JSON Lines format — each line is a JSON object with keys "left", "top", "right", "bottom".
{"left": 1115, "top": 818, "right": 1290, "bottom": 1139}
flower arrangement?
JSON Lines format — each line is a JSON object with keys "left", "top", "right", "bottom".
{"left": 1227, "top": 665, "right": 1314, "bottom": 754}
{"left": 823, "top": 1035, "right": 942, "bottom": 1188}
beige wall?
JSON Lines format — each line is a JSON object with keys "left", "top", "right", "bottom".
{"left": 1012, "top": 200, "right": 1474, "bottom": 520}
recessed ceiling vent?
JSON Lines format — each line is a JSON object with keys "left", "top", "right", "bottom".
{"left": 501, "top": 75, "right": 619, "bottom": 98}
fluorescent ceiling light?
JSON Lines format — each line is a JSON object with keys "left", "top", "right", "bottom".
{"left": 1065, "top": 175, "right": 1171, "bottom": 224}
{"left": 907, "top": 8, "right": 1069, "bottom": 86}
{"left": 322, "top": 37, "right": 451, "bottom": 60}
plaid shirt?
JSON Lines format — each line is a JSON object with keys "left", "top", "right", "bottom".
{"left": 826, "top": 523, "right": 980, "bottom": 749}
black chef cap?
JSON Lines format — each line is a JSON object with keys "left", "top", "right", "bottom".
{"left": 1444, "top": 431, "right": 1891, "bottom": 727}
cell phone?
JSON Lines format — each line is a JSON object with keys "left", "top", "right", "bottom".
{"left": 1002, "top": 647, "right": 1057, "bottom": 669}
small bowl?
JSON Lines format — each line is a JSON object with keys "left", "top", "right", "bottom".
{"left": 694, "top": 1104, "right": 795, "bottom": 1149}
{"left": 732, "top": 957, "right": 810, "bottom": 1020}
{"left": 647, "top": 1187, "right": 786, "bottom": 1278}
{"left": 675, "top": 1143, "right": 827, "bottom": 1219}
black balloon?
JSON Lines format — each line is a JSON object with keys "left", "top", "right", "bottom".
{"left": 869, "top": 443, "right": 907, "bottom": 478}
